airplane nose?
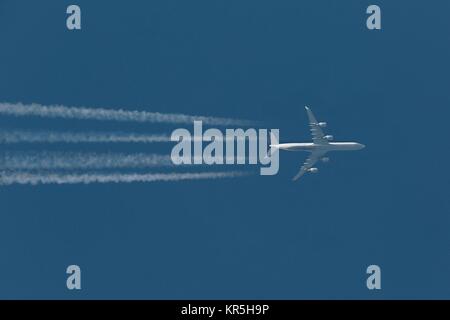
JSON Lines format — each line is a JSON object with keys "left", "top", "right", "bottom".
{"left": 359, "top": 143, "right": 366, "bottom": 149}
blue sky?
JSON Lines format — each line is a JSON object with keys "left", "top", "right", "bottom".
{"left": 0, "top": 0, "right": 449, "bottom": 299}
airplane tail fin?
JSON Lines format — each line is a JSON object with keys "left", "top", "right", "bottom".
{"left": 267, "top": 131, "right": 279, "bottom": 157}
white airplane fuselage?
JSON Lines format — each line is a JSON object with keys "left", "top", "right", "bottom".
{"left": 273, "top": 142, "right": 365, "bottom": 152}
{"left": 281, "top": 106, "right": 365, "bottom": 181}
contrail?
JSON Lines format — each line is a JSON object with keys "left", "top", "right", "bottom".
{"left": 0, "top": 130, "right": 171, "bottom": 144}
{"left": 0, "top": 152, "right": 173, "bottom": 170}
{"left": 0, "top": 171, "right": 249, "bottom": 186}
{"left": 0, "top": 152, "right": 250, "bottom": 170}
{"left": 0, "top": 130, "right": 258, "bottom": 144}
{"left": 0, "top": 102, "right": 255, "bottom": 126}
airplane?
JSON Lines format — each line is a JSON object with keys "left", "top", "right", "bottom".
{"left": 269, "top": 106, "right": 365, "bottom": 181}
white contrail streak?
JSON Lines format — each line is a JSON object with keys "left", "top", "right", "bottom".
{"left": 0, "top": 102, "right": 255, "bottom": 126}
{"left": 0, "top": 152, "right": 249, "bottom": 170}
{"left": 0, "top": 152, "right": 173, "bottom": 170}
{"left": 0, "top": 171, "right": 249, "bottom": 186}
{"left": 0, "top": 130, "right": 171, "bottom": 144}
{"left": 0, "top": 130, "right": 258, "bottom": 144}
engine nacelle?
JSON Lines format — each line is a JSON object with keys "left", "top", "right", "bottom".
{"left": 321, "top": 157, "right": 330, "bottom": 163}
{"left": 318, "top": 122, "right": 327, "bottom": 128}
{"left": 324, "top": 135, "right": 334, "bottom": 141}
{"left": 308, "top": 168, "right": 319, "bottom": 173}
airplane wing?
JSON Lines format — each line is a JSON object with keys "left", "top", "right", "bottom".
{"left": 305, "top": 106, "right": 328, "bottom": 144}
{"left": 292, "top": 150, "right": 326, "bottom": 181}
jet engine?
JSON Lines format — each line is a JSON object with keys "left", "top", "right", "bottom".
{"left": 308, "top": 168, "right": 319, "bottom": 173}
{"left": 324, "top": 135, "right": 334, "bottom": 141}
{"left": 321, "top": 157, "right": 330, "bottom": 163}
{"left": 318, "top": 122, "right": 327, "bottom": 128}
